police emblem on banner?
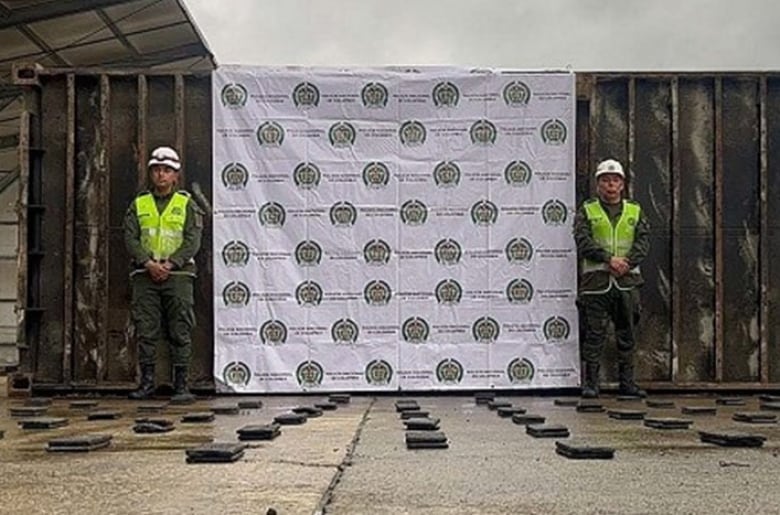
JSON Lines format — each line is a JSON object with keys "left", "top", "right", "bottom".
{"left": 221, "top": 240, "right": 251, "bottom": 267}
{"left": 400, "top": 199, "right": 428, "bottom": 226}
{"left": 541, "top": 118, "right": 567, "bottom": 145}
{"left": 222, "top": 361, "right": 251, "bottom": 387}
{"left": 434, "top": 238, "right": 462, "bottom": 266}
{"left": 361, "top": 82, "right": 389, "bottom": 108}
{"left": 470, "top": 199, "right": 499, "bottom": 226}
{"left": 433, "top": 161, "right": 461, "bottom": 188}
{"left": 220, "top": 83, "right": 247, "bottom": 109}
{"left": 295, "top": 280, "right": 323, "bottom": 306}
{"left": 329, "top": 121, "right": 356, "bottom": 148}
{"left": 505, "top": 237, "right": 534, "bottom": 265}
{"left": 363, "top": 239, "right": 391, "bottom": 265}
{"left": 362, "top": 161, "right": 390, "bottom": 189}
{"left": 436, "top": 359, "right": 464, "bottom": 385}
{"left": 364, "top": 280, "right": 392, "bottom": 306}
{"left": 541, "top": 199, "right": 568, "bottom": 226}
{"left": 221, "top": 162, "right": 249, "bottom": 190}
{"left": 256, "top": 121, "right": 285, "bottom": 147}
{"left": 292, "top": 81, "right": 320, "bottom": 108}
{"left": 296, "top": 360, "right": 324, "bottom": 387}
{"left": 435, "top": 279, "right": 462, "bottom": 305}
{"left": 258, "top": 201, "right": 286, "bottom": 228}
{"left": 472, "top": 316, "right": 500, "bottom": 343}
{"left": 331, "top": 318, "right": 359, "bottom": 344}
{"left": 507, "top": 357, "right": 535, "bottom": 384}
{"left": 432, "top": 81, "right": 460, "bottom": 107}
{"left": 504, "top": 160, "right": 532, "bottom": 187}
{"left": 295, "top": 240, "right": 322, "bottom": 266}
{"left": 543, "top": 316, "right": 571, "bottom": 342}
{"left": 259, "top": 319, "right": 288, "bottom": 345}
{"left": 470, "top": 119, "right": 497, "bottom": 145}
{"left": 399, "top": 120, "right": 426, "bottom": 146}
{"left": 222, "top": 281, "right": 251, "bottom": 307}
{"left": 506, "top": 278, "right": 534, "bottom": 304}
{"left": 293, "top": 162, "right": 321, "bottom": 190}
{"left": 402, "top": 317, "right": 430, "bottom": 344}
{"left": 365, "top": 359, "right": 393, "bottom": 386}
{"left": 329, "top": 201, "right": 357, "bottom": 227}
{"left": 502, "top": 80, "right": 532, "bottom": 107}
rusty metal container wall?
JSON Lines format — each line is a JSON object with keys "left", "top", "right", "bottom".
{"left": 579, "top": 73, "right": 779, "bottom": 388}
{"left": 677, "top": 79, "right": 716, "bottom": 382}
{"left": 632, "top": 78, "right": 673, "bottom": 382}
{"left": 35, "top": 76, "right": 68, "bottom": 383}
{"left": 21, "top": 70, "right": 780, "bottom": 389}
{"left": 182, "top": 75, "right": 215, "bottom": 386}
{"left": 768, "top": 78, "right": 780, "bottom": 384}
{"left": 721, "top": 78, "right": 760, "bottom": 382}
{"left": 107, "top": 76, "right": 140, "bottom": 383}
{"left": 23, "top": 71, "right": 213, "bottom": 389}
{"left": 73, "top": 74, "right": 108, "bottom": 384}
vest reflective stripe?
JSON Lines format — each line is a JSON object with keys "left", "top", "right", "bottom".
{"left": 135, "top": 192, "right": 189, "bottom": 260}
{"left": 581, "top": 200, "right": 641, "bottom": 275}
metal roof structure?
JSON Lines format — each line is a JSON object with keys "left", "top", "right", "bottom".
{"left": 0, "top": 0, "right": 215, "bottom": 181}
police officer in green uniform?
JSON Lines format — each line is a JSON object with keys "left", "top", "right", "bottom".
{"left": 574, "top": 159, "right": 650, "bottom": 398}
{"left": 125, "top": 146, "right": 203, "bottom": 401}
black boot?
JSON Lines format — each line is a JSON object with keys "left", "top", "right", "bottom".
{"left": 581, "top": 362, "right": 600, "bottom": 399}
{"left": 618, "top": 362, "right": 647, "bottom": 397}
{"left": 171, "top": 365, "right": 196, "bottom": 404}
{"left": 129, "top": 363, "right": 155, "bottom": 400}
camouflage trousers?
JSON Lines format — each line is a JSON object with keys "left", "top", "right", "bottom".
{"left": 579, "top": 286, "right": 639, "bottom": 365}
{"left": 131, "top": 272, "right": 195, "bottom": 367}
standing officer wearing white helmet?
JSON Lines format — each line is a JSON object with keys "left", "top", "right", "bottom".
{"left": 124, "top": 146, "right": 203, "bottom": 401}
{"left": 574, "top": 159, "right": 650, "bottom": 398}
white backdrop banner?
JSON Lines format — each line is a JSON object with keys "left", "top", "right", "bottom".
{"left": 212, "top": 66, "right": 579, "bottom": 392}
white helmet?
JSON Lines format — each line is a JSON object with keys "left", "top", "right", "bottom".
{"left": 148, "top": 146, "right": 181, "bottom": 171}
{"left": 595, "top": 159, "right": 624, "bottom": 179}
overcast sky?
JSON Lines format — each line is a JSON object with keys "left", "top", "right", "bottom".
{"left": 185, "top": 0, "right": 780, "bottom": 71}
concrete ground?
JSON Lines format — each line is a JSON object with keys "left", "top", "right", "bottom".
{"left": 1, "top": 393, "right": 779, "bottom": 515}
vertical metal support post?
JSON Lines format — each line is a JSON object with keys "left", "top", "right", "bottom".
{"left": 16, "top": 110, "right": 30, "bottom": 365}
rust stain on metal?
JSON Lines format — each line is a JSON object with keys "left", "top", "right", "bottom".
{"left": 627, "top": 77, "right": 636, "bottom": 198}
{"left": 136, "top": 75, "right": 147, "bottom": 192}
{"left": 713, "top": 78, "right": 724, "bottom": 382}
{"left": 676, "top": 79, "right": 715, "bottom": 382}
{"left": 16, "top": 110, "right": 30, "bottom": 361}
{"left": 759, "top": 77, "right": 769, "bottom": 384}
{"left": 174, "top": 74, "right": 185, "bottom": 186}
{"left": 62, "top": 74, "right": 75, "bottom": 384}
{"left": 670, "top": 78, "right": 680, "bottom": 383}
{"left": 98, "top": 75, "right": 111, "bottom": 382}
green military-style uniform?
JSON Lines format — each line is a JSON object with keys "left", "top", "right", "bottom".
{"left": 574, "top": 197, "right": 650, "bottom": 394}
{"left": 124, "top": 190, "right": 203, "bottom": 368}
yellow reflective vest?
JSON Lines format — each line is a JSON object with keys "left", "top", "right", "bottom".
{"left": 135, "top": 191, "right": 189, "bottom": 260}
{"left": 581, "top": 199, "right": 641, "bottom": 281}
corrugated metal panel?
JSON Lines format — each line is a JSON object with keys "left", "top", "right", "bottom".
{"left": 580, "top": 73, "right": 780, "bottom": 388}
{"left": 765, "top": 77, "right": 780, "bottom": 384}
{"left": 17, "top": 69, "right": 213, "bottom": 388}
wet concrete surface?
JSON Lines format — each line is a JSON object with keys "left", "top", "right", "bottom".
{"left": 1, "top": 394, "right": 780, "bottom": 514}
